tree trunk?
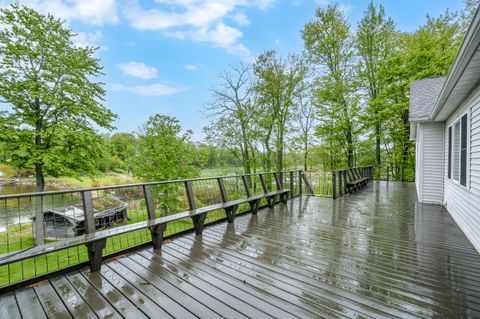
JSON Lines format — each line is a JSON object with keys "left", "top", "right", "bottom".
{"left": 241, "top": 124, "right": 251, "bottom": 175}
{"left": 304, "top": 138, "right": 308, "bottom": 172}
{"left": 34, "top": 112, "right": 45, "bottom": 245}
{"left": 346, "top": 129, "right": 354, "bottom": 168}
{"left": 375, "top": 123, "right": 381, "bottom": 167}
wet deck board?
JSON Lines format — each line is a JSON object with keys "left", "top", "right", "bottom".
{"left": 0, "top": 181, "right": 480, "bottom": 318}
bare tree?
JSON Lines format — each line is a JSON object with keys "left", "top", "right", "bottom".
{"left": 204, "top": 63, "right": 255, "bottom": 174}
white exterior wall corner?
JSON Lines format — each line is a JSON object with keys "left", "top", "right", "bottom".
{"left": 443, "top": 84, "right": 480, "bottom": 253}
{"left": 417, "top": 122, "right": 444, "bottom": 204}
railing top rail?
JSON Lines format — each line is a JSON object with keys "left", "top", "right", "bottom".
{"left": 0, "top": 170, "right": 301, "bottom": 200}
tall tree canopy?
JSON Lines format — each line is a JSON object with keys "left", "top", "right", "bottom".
{"left": 356, "top": 1, "right": 396, "bottom": 168}
{"left": 302, "top": 3, "right": 360, "bottom": 168}
{"left": 0, "top": 4, "right": 116, "bottom": 192}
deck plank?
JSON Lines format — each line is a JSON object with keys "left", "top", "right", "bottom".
{"left": 34, "top": 282, "right": 72, "bottom": 319}
{"left": 161, "top": 240, "right": 342, "bottom": 318}
{"left": 50, "top": 276, "right": 98, "bottom": 318}
{"left": 65, "top": 272, "right": 122, "bottom": 319}
{"left": 0, "top": 291, "right": 21, "bottom": 319}
{"left": 130, "top": 251, "right": 291, "bottom": 319}
{"left": 80, "top": 270, "right": 148, "bottom": 319}
{"left": 112, "top": 258, "right": 231, "bottom": 318}
{"left": 97, "top": 264, "right": 176, "bottom": 319}
{"left": 138, "top": 248, "right": 317, "bottom": 319}
{"left": 15, "top": 287, "right": 47, "bottom": 319}
{"left": 202, "top": 221, "right": 480, "bottom": 314}
{"left": 104, "top": 260, "right": 195, "bottom": 319}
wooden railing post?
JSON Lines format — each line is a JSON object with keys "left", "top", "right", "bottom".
{"left": 83, "top": 191, "right": 95, "bottom": 234}
{"left": 259, "top": 174, "right": 268, "bottom": 193}
{"left": 259, "top": 173, "right": 275, "bottom": 208}
{"left": 143, "top": 185, "right": 166, "bottom": 249}
{"left": 83, "top": 191, "right": 106, "bottom": 272}
{"left": 34, "top": 195, "right": 44, "bottom": 245}
{"left": 217, "top": 178, "right": 228, "bottom": 202}
{"left": 184, "top": 181, "right": 196, "bottom": 210}
{"left": 217, "top": 177, "right": 236, "bottom": 223}
{"left": 241, "top": 175, "right": 252, "bottom": 197}
{"left": 273, "top": 172, "right": 282, "bottom": 190}
{"left": 332, "top": 171, "right": 337, "bottom": 199}
{"left": 143, "top": 185, "right": 155, "bottom": 220}
{"left": 339, "top": 171, "right": 343, "bottom": 196}
{"left": 289, "top": 171, "right": 294, "bottom": 198}
{"left": 185, "top": 181, "right": 204, "bottom": 234}
{"left": 299, "top": 171, "right": 303, "bottom": 196}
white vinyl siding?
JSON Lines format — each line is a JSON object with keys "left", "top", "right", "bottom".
{"left": 443, "top": 85, "right": 480, "bottom": 253}
{"left": 419, "top": 122, "right": 444, "bottom": 203}
{"left": 472, "top": 102, "right": 480, "bottom": 196}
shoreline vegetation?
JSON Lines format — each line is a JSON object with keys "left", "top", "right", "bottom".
{"left": 0, "top": 168, "right": 240, "bottom": 193}
{"left": 0, "top": 172, "right": 141, "bottom": 191}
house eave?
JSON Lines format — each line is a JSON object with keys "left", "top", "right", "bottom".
{"left": 430, "top": 5, "right": 480, "bottom": 121}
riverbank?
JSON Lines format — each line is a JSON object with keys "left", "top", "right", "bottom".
{"left": 0, "top": 172, "right": 140, "bottom": 192}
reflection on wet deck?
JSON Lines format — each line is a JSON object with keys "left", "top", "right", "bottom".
{"left": 1, "top": 181, "right": 480, "bottom": 318}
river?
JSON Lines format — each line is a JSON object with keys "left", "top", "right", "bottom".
{"left": 0, "top": 183, "right": 71, "bottom": 227}
{"left": 0, "top": 183, "right": 39, "bottom": 196}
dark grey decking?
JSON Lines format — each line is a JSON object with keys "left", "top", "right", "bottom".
{"left": 1, "top": 181, "right": 480, "bottom": 318}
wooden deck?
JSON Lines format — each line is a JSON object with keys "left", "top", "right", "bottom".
{"left": 1, "top": 181, "right": 480, "bottom": 318}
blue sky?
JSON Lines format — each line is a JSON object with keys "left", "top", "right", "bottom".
{"left": 2, "top": 0, "right": 466, "bottom": 141}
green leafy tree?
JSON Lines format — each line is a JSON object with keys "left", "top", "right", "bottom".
{"left": 303, "top": 3, "right": 360, "bottom": 168}
{"left": 133, "top": 114, "right": 198, "bottom": 182}
{"left": 108, "top": 133, "right": 137, "bottom": 172}
{"left": 373, "top": 10, "right": 461, "bottom": 180}
{"left": 356, "top": 1, "right": 396, "bottom": 168}
{"left": 253, "top": 50, "right": 307, "bottom": 173}
{"left": 0, "top": 4, "right": 116, "bottom": 192}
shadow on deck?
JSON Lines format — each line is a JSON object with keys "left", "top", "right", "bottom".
{"left": 1, "top": 181, "right": 479, "bottom": 318}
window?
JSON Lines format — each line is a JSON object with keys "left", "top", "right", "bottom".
{"left": 448, "top": 113, "right": 468, "bottom": 187}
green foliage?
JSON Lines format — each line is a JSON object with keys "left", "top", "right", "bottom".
{"left": 253, "top": 50, "right": 308, "bottom": 172}
{"left": 356, "top": 1, "right": 396, "bottom": 166}
{"left": 302, "top": 3, "right": 360, "bottom": 168}
{"left": 0, "top": 4, "right": 116, "bottom": 191}
{"left": 132, "top": 114, "right": 198, "bottom": 182}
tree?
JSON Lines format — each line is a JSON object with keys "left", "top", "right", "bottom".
{"left": 0, "top": 4, "right": 116, "bottom": 193}
{"left": 133, "top": 114, "right": 198, "bottom": 182}
{"left": 379, "top": 10, "right": 461, "bottom": 179}
{"left": 205, "top": 63, "right": 255, "bottom": 175}
{"left": 108, "top": 133, "right": 137, "bottom": 172}
{"left": 303, "top": 3, "right": 360, "bottom": 168}
{"left": 253, "top": 50, "right": 307, "bottom": 173}
{"left": 293, "top": 94, "right": 316, "bottom": 171}
{"left": 356, "top": 1, "right": 396, "bottom": 168}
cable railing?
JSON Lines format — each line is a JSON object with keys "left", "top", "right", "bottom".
{"left": 0, "top": 170, "right": 305, "bottom": 289}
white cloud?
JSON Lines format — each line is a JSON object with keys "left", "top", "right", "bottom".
{"left": 73, "top": 30, "right": 103, "bottom": 48}
{"left": 10, "top": 0, "right": 118, "bottom": 25}
{"left": 231, "top": 12, "right": 250, "bottom": 25}
{"left": 124, "top": 0, "right": 272, "bottom": 59}
{"left": 184, "top": 64, "right": 201, "bottom": 71}
{"left": 110, "top": 83, "right": 185, "bottom": 96}
{"left": 118, "top": 61, "right": 158, "bottom": 80}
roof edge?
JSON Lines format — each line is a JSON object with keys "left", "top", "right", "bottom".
{"left": 430, "top": 5, "right": 480, "bottom": 120}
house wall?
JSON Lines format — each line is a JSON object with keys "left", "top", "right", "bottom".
{"left": 416, "top": 122, "right": 445, "bottom": 204}
{"left": 444, "top": 84, "right": 480, "bottom": 253}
